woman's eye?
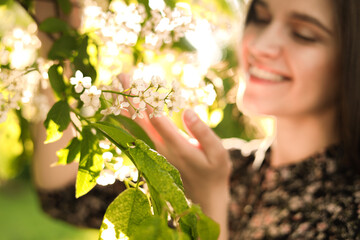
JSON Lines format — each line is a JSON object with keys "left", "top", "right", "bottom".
{"left": 293, "top": 32, "right": 317, "bottom": 43}
{"left": 253, "top": 15, "right": 271, "bottom": 24}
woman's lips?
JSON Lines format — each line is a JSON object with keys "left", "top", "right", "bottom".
{"left": 248, "top": 66, "right": 291, "bottom": 83}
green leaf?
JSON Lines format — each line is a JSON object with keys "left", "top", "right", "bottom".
{"left": 48, "top": 64, "right": 66, "bottom": 98}
{"left": 99, "top": 188, "right": 152, "bottom": 239}
{"left": 56, "top": 0, "right": 72, "bottom": 14}
{"left": 91, "top": 122, "right": 135, "bottom": 150}
{"left": 48, "top": 35, "right": 77, "bottom": 60}
{"left": 39, "top": 17, "right": 72, "bottom": 34}
{"left": 74, "top": 36, "right": 97, "bottom": 82}
{"left": 164, "top": 0, "right": 176, "bottom": 8}
{"left": 90, "top": 122, "right": 199, "bottom": 237}
{"left": 130, "top": 216, "right": 191, "bottom": 240}
{"left": 197, "top": 212, "right": 220, "bottom": 240}
{"left": 147, "top": 184, "right": 166, "bottom": 216}
{"left": 76, "top": 128, "right": 103, "bottom": 198}
{"left": 128, "top": 140, "right": 197, "bottom": 237}
{"left": 133, "top": 140, "right": 183, "bottom": 192}
{"left": 108, "top": 115, "right": 155, "bottom": 149}
{"left": 56, "top": 137, "right": 81, "bottom": 165}
{"left": 0, "top": 0, "right": 12, "bottom": 6}
{"left": 44, "top": 101, "right": 70, "bottom": 143}
{"left": 172, "top": 37, "right": 196, "bottom": 52}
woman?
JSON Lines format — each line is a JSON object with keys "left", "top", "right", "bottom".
{"left": 139, "top": 0, "right": 360, "bottom": 238}
{"left": 35, "top": 0, "right": 360, "bottom": 239}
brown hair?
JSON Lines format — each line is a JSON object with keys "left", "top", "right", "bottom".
{"left": 332, "top": 0, "right": 360, "bottom": 171}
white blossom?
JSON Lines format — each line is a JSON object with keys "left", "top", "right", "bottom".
{"left": 111, "top": 95, "right": 130, "bottom": 116}
{"left": 147, "top": 91, "right": 166, "bottom": 108}
{"left": 132, "top": 91, "right": 150, "bottom": 109}
{"left": 115, "top": 165, "right": 131, "bottom": 181}
{"left": 131, "top": 107, "right": 146, "bottom": 120}
{"left": 70, "top": 70, "right": 92, "bottom": 93}
{"left": 97, "top": 169, "right": 116, "bottom": 186}
{"left": 99, "top": 140, "right": 111, "bottom": 149}
{"left": 130, "top": 78, "right": 147, "bottom": 95}
{"left": 102, "top": 151, "right": 113, "bottom": 162}
{"left": 80, "top": 86, "right": 101, "bottom": 112}
{"left": 149, "top": 106, "right": 164, "bottom": 119}
{"left": 150, "top": 75, "right": 166, "bottom": 88}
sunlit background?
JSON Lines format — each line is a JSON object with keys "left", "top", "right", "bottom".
{"left": 0, "top": 0, "right": 274, "bottom": 239}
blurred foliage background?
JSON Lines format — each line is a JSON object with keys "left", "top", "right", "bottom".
{"left": 0, "top": 0, "right": 269, "bottom": 239}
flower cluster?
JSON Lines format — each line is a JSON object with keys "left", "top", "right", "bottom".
{"left": 0, "top": 24, "right": 51, "bottom": 123}
{"left": 96, "top": 140, "right": 139, "bottom": 186}
{"left": 71, "top": 68, "right": 186, "bottom": 119}
{"left": 82, "top": 0, "right": 145, "bottom": 49}
{"left": 82, "top": 0, "right": 195, "bottom": 51}
{"left": 141, "top": 1, "right": 195, "bottom": 49}
{"left": 0, "top": 24, "right": 41, "bottom": 69}
{"left": 0, "top": 67, "right": 49, "bottom": 123}
{"left": 70, "top": 70, "right": 102, "bottom": 116}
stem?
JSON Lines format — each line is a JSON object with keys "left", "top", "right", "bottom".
{"left": 70, "top": 108, "right": 91, "bottom": 124}
{"left": 126, "top": 96, "right": 138, "bottom": 111}
{"left": 135, "top": 172, "right": 142, "bottom": 189}
{"left": 70, "top": 118, "right": 82, "bottom": 135}
{"left": 165, "top": 89, "right": 174, "bottom": 99}
{"left": 102, "top": 89, "right": 135, "bottom": 97}
{"left": 123, "top": 179, "right": 131, "bottom": 189}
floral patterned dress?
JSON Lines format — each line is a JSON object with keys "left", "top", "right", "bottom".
{"left": 37, "top": 145, "right": 360, "bottom": 239}
{"left": 228, "top": 146, "right": 360, "bottom": 240}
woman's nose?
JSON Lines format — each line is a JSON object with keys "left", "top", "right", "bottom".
{"left": 248, "top": 24, "right": 283, "bottom": 59}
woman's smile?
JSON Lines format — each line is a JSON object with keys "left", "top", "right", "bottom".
{"left": 248, "top": 65, "right": 291, "bottom": 83}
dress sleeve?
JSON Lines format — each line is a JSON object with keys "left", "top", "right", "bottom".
{"left": 36, "top": 181, "right": 126, "bottom": 228}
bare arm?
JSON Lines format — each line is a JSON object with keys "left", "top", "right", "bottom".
{"left": 32, "top": 0, "right": 80, "bottom": 190}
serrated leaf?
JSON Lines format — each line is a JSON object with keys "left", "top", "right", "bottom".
{"left": 130, "top": 216, "right": 191, "bottom": 240}
{"left": 48, "top": 35, "right": 77, "bottom": 60}
{"left": 128, "top": 140, "right": 197, "bottom": 237}
{"left": 56, "top": 0, "right": 72, "bottom": 14}
{"left": 91, "top": 122, "right": 135, "bottom": 150}
{"left": 56, "top": 137, "right": 81, "bottom": 165}
{"left": 197, "top": 212, "right": 220, "bottom": 240}
{"left": 48, "top": 64, "right": 66, "bottom": 98}
{"left": 108, "top": 115, "right": 155, "bottom": 149}
{"left": 99, "top": 188, "right": 152, "bottom": 239}
{"left": 44, "top": 101, "right": 70, "bottom": 143}
{"left": 132, "top": 140, "right": 183, "bottom": 191}
{"left": 76, "top": 128, "right": 102, "bottom": 198}
{"left": 39, "top": 17, "right": 72, "bottom": 33}
{"left": 147, "top": 184, "right": 166, "bottom": 216}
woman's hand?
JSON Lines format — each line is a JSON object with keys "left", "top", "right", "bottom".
{"left": 120, "top": 74, "right": 231, "bottom": 239}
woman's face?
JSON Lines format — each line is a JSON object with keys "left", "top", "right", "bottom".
{"left": 241, "top": 0, "right": 340, "bottom": 117}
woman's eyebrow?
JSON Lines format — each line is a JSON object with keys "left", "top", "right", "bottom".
{"left": 290, "top": 12, "right": 333, "bottom": 35}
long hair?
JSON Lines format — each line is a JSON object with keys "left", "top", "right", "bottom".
{"left": 332, "top": 0, "right": 360, "bottom": 172}
{"left": 244, "top": 0, "right": 360, "bottom": 171}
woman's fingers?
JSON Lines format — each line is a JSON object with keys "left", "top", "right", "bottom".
{"left": 182, "top": 109, "right": 227, "bottom": 164}
{"left": 148, "top": 113, "right": 189, "bottom": 149}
